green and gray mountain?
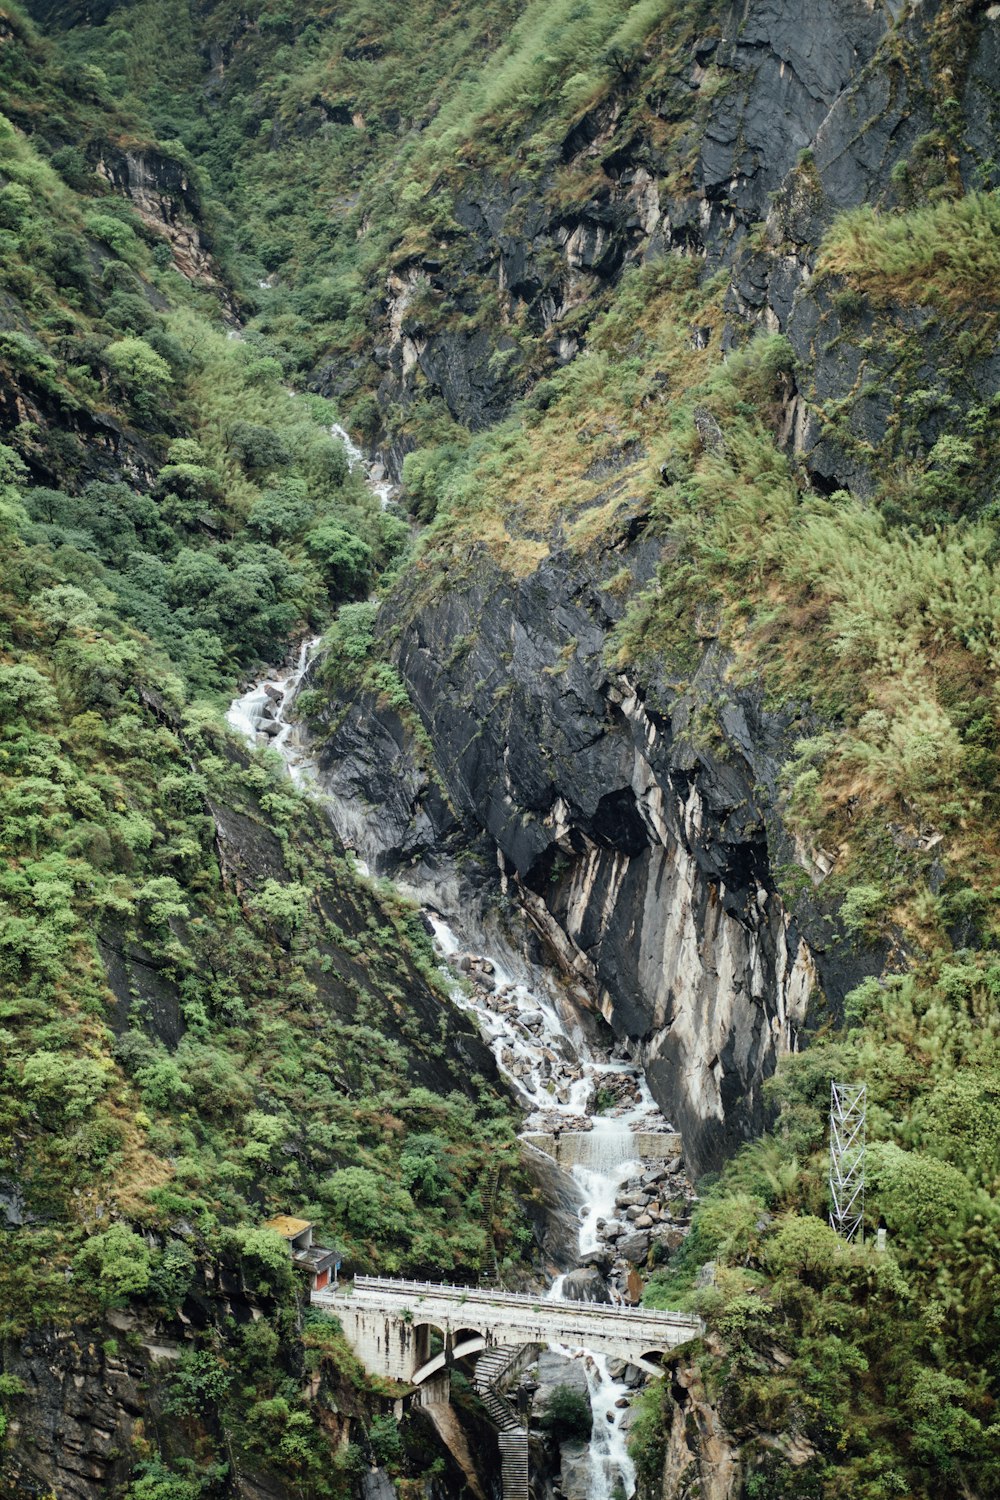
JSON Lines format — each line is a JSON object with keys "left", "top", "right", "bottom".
{"left": 0, "top": 2, "right": 998, "bottom": 1497}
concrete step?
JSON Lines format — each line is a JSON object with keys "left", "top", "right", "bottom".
{"left": 499, "top": 1432, "right": 529, "bottom": 1500}
{"left": 473, "top": 1345, "right": 520, "bottom": 1393}
{"left": 475, "top": 1346, "right": 524, "bottom": 1438}
{"left": 479, "top": 1166, "right": 502, "bottom": 1283}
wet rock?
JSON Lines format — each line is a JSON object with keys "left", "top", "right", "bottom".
{"left": 616, "top": 1190, "right": 649, "bottom": 1208}
{"left": 625, "top": 1271, "right": 644, "bottom": 1306}
{"left": 618, "top": 1231, "right": 651, "bottom": 1264}
{"left": 361, "top": 1471, "right": 396, "bottom": 1500}
{"left": 558, "top": 1440, "right": 592, "bottom": 1500}
{"left": 575, "top": 1247, "right": 613, "bottom": 1274}
{"left": 535, "top": 1350, "right": 591, "bottom": 1398}
{"left": 561, "top": 1267, "right": 611, "bottom": 1304}
{"left": 519, "top": 1144, "right": 586, "bottom": 1266}
{"left": 0, "top": 1180, "right": 27, "bottom": 1227}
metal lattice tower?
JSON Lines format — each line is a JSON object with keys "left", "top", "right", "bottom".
{"left": 829, "top": 1082, "right": 866, "bottom": 1242}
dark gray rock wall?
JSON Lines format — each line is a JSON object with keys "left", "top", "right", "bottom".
{"left": 2, "top": 1324, "right": 184, "bottom": 1500}
{"left": 357, "top": 1, "right": 996, "bottom": 488}
{"left": 314, "top": 540, "right": 876, "bottom": 1176}
{"left": 312, "top": 0, "right": 995, "bottom": 1175}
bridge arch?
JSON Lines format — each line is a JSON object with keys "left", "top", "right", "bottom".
{"left": 411, "top": 1320, "right": 446, "bottom": 1371}
{"left": 311, "top": 1275, "right": 703, "bottom": 1386}
{"left": 412, "top": 1332, "right": 487, "bottom": 1386}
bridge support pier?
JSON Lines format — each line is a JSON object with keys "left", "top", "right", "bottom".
{"left": 416, "top": 1372, "right": 451, "bottom": 1408}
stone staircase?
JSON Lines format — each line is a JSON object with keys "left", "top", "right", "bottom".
{"left": 478, "top": 1165, "right": 502, "bottom": 1288}
{"left": 474, "top": 1346, "right": 528, "bottom": 1500}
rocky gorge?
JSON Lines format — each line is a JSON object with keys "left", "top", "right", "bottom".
{"left": 231, "top": 640, "right": 699, "bottom": 1500}
{"left": 312, "top": 538, "right": 839, "bottom": 1178}
{"left": 304, "top": 0, "right": 1000, "bottom": 1180}
{"left": 1, "top": 0, "right": 998, "bottom": 1495}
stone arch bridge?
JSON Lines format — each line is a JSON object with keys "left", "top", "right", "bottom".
{"left": 312, "top": 1276, "right": 702, "bottom": 1386}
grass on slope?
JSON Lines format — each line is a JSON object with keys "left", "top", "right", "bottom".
{"left": 820, "top": 189, "right": 1000, "bottom": 317}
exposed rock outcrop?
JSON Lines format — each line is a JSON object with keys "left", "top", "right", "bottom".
{"left": 314, "top": 537, "right": 872, "bottom": 1176}
{"left": 345, "top": 1, "right": 997, "bottom": 497}
{"left": 658, "top": 1356, "right": 741, "bottom": 1500}
{"left": 96, "top": 145, "right": 221, "bottom": 289}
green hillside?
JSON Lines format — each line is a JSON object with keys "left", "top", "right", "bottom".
{"left": 1, "top": 0, "right": 1000, "bottom": 1497}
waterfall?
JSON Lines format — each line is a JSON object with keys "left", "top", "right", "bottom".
{"left": 330, "top": 422, "right": 394, "bottom": 508}
{"left": 225, "top": 446, "right": 682, "bottom": 1500}
{"left": 225, "top": 636, "right": 321, "bottom": 785}
{"left": 584, "top": 1352, "right": 637, "bottom": 1500}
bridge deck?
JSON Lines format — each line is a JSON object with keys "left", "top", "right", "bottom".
{"left": 313, "top": 1274, "right": 701, "bottom": 1353}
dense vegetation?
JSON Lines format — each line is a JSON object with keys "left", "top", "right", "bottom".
{"left": 2, "top": 0, "right": 999, "bottom": 1496}
{"left": 636, "top": 959, "right": 1000, "bottom": 1497}
{"left": 0, "top": 5, "right": 525, "bottom": 1494}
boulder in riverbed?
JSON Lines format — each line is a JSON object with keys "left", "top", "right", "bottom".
{"left": 618, "top": 1230, "right": 651, "bottom": 1264}
{"left": 561, "top": 1266, "right": 611, "bottom": 1303}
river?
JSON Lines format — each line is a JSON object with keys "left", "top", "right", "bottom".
{"left": 225, "top": 447, "right": 686, "bottom": 1498}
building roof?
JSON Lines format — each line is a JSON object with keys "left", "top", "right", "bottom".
{"left": 292, "top": 1246, "right": 339, "bottom": 1272}
{"left": 263, "top": 1215, "right": 312, "bottom": 1239}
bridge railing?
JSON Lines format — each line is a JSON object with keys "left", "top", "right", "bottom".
{"left": 317, "top": 1275, "right": 701, "bottom": 1331}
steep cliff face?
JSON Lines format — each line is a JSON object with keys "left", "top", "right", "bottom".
{"left": 95, "top": 144, "right": 225, "bottom": 293}
{"left": 311, "top": 0, "right": 996, "bottom": 1176}
{"left": 363, "top": 0, "right": 997, "bottom": 477}
{"left": 314, "top": 536, "right": 871, "bottom": 1176}
{"left": 655, "top": 1355, "right": 742, "bottom": 1500}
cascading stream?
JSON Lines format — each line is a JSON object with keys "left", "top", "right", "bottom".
{"left": 228, "top": 642, "right": 662, "bottom": 1496}
{"left": 330, "top": 422, "right": 394, "bottom": 508}
{"left": 226, "top": 442, "right": 681, "bottom": 1500}
{"left": 225, "top": 637, "right": 320, "bottom": 779}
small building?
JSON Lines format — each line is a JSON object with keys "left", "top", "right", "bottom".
{"left": 264, "top": 1215, "right": 341, "bottom": 1293}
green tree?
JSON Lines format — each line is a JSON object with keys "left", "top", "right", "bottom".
{"left": 538, "top": 1385, "right": 592, "bottom": 1441}
{"left": 135, "top": 876, "right": 190, "bottom": 928}
{"left": 72, "top": 1223, "right": 153, "bottom": 1308}
{"left": 249, "top": 880, "right": 310, "bottom": 939}
{"left": 304, "top": 522, "right": 372, "bottom": 598}
{"left": 124, "top": 1467, "right": 200, "bottom": 1500}
{"left": 368, "top": 1412, "right": 403, "bottom": 1467}
{"left": 21, "top": 1052, "right": 109, "bottom": 1119}
{"left": 229, "top": 421, "right": 291, "bottom": 474}
{"left": 319, "top": 1166, "right": 415, "bottom": 1239}
{"left": 0, "top": 665, "right": 59, "bottom": 721}
{"left": 105, "top": 337, "right": 173, "bottom": 391}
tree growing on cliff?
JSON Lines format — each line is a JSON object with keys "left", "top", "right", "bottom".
{"left": 105, "top": 336, "right": 173, "bottom": 391}
{"left": 71, "top": 1224, "right": 153, "bottom": 1308}
{"left": 538, "top": 1384, "right": 592, "bottom": 1441}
